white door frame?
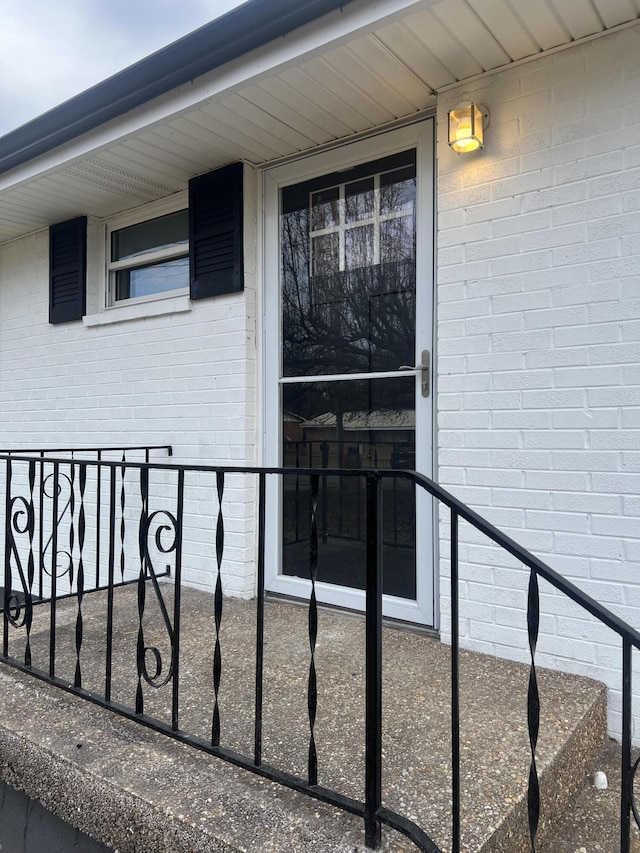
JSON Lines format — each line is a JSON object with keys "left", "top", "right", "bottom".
{"left": 262, "top": 120, "right": 435, "bottom": 625}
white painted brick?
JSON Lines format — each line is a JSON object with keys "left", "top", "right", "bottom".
{"left": 553, "top": 239, "right": 620, "bottom": 267}
{"left": 588, "top": 387, "right": 640, "bottom": 407}
{"left": 524, "top": 471, "right": 589, "bottom": 491}
{"left": 590, "top": 430, "right": 640, "bottom": 450}
{"left": 522, "top": 181, "right": 587, "bottom": 213}
{"left": 492, "top": 290, "right": 550, "bottom": 314}
{"left": 588, "top": 343, "right": 640, "bottom": 365}
{"left": 492, "top": 209, "right": 551, "bottom": 238}
{"left": 589, "top": 300, "right": 640, "bottom": 324}
{"left": 555, "top": 365, "right": 621, "bottom": 387}
{"left": 622, "top": 323, "right": 640, "bottom": 346}
{"left": 522, "top": 223, "right": 588, "bottom": 252}
{"left": 465, "top": 430, "right": 520, "bottom": 449}
{"left": 462, "top": 391, "right": 521, "bottom": 410}
{"left": 438, "top": 373, "right": 490, "bottom": 393}
{"left": 492, "top": 370, "right": 552, "bottom": 390}
{"left": 526, "top": 348, "right": 590, "bottom": 369}
{"left": 622, "top": 410, "right": 640, "bottom": 429}
{"left": 466, "top": 352, "right": 526, "bottom": 373}
{"left": 590, "top": 256, "right": 640, "bottom": 284}
{"left": 492, "top": 489, "right": 552, "bottom": 510}
{"left": 491, "top": 410, "right": 551, "bottom": 429}
{"left": 552, "top": 451, "right": 620, "bottom": 472}
{"left": 466, "top": 468, "right": 522, "bottom": 487}
{"left": 438, "top": 410, "right": 491, "bottom": 430}
{"left": 438, "top": 220, "right": 491, "bottom": 247}
{"left": 552, "top": 194, "right": 622, "bottom": 226}
{"left": 466, "top": 313, "right": 522, "bottom": 336}
{"left": 490, "top": 250, "right": 552, "bottom": 277}
{"left": 521, "top": 265, "right": 586, "bottom": 290}
{"left": 553, "top": 322, "right": 619, "bottom": 347}
{"left": 523, "top": 305, "right": 587, "bottom": 330}
{"left": 523, "top": 430, "right": 586, "bottom": 449}
{"left": 492, "top": 329, "right": 552, "bottom": 353}
{"left": 471, "top": 276, "right": 524, "bottom": 300}
{"left": 439, "top": 297, "right": 491, "bottom": 320}
{"left": 592, "top": 472, "right": 640, "bottom": 494}
{"left": 526, "top": 510, "right": 589, "bottom": 534}
{"left": 438, "top": 259, "right": 491, "bottom": 284}
{"left": 522, "top": 389, "right": 586, "bottom": 408}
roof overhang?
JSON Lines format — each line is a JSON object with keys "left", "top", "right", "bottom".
{"left": 0, "top": 0, "right": 638, "bottom": 244}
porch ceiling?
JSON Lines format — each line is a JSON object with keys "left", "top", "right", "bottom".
{"left": 0, "top": 0, "right": 638, "bottom": 245}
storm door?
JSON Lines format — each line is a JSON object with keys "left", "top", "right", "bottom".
{"left": 264, "top": 123, "right": 434, "bottom": 625}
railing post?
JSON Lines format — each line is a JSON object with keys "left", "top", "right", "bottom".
{"left": 49, "top": 462, "right": 59, "bottom": 679}
{"left": 365, "top": 473, "right": 383, "bottom": 850}
{"left": 3, "top": 457, "right": 11, "bottom": 657}
{"left": 105, "top": 463, "right": 116, "bottom": 703}
{"left": 621, "top": 638, "right": 632, "bottom": 853}
{"left": 450, "top": 509, "right": 460, "bottom": 853}
{"left": 254, "top": 472, "right": 266, "bottom": 766}
{"left": 171, "top": 469, "right": 184, "bottom": 732}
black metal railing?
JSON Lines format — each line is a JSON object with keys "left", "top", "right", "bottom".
{"left": 0, "top": 446, "right": 171, "bottom": 604}
{"left": 283, "top": 439, "right": 415, "bottom": 550}
{"left": 1, "top": 452, "right": 639, "bottom": 852}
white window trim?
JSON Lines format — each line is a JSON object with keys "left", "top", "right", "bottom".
{"left": 103, "top": 191, "right": 189, "bottom": 310}
{"left": 83, "top": 292, "right": 192, "bottom": 327}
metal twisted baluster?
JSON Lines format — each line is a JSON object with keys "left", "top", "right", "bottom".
{"left": 23, "top": 461, "right": 36, "bottom": 668}
{"left": 136, "top": 465, "right": 149, "bottom": 715}
{"left": 308, "top": 474, "right": 320, "bottom": 786}
{"left": 527, "top": 568, "right": 541, "bottom": 850}
{"left": 74, "top": 464, "right": 86, "bottom": 688}
{"left": 120, "top": 452, "right": 126, "bottom": 582}
{"left": 621, "top": 639, "right": 634, "bottom": 852}
{"left": 212, "top": 471, "right": 224, "bottom": 746}
{"left": 68, "top": 464, "right": 76, "bottom": 590}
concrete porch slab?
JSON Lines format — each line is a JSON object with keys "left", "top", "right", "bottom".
{"left": 0, "top": 585, "right": 607, "bottom": 852}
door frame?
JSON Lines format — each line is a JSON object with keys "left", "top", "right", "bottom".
{"left": 261, "top": 120, "right": 436, "bottom": 626}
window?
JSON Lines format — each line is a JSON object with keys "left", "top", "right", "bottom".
{"left": 50, "top": 163, "right": 245, "bottom": 325}
{"left": 107, "top": 205, "right": 188, "bottom": 304}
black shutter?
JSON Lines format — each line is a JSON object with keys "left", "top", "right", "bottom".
{"left": 189, "top": 162, "right": 244, "bottom": 300}
{"left": 49, "top": 217, "right": 87, "bottom": 324}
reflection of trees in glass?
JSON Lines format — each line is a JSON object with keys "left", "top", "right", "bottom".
{"left": 283, "top": 378, "right": 414, "bottom": 433}
{"left": 281, "top": 165, "right": 416, "bottom": 379}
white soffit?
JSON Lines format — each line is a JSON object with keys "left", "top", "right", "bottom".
{"left": 0, "top": 0, "right": 639, "bottom": 244}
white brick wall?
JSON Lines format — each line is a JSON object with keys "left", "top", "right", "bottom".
{"left": 0, "top": 168, "right": 260, "bottom": 598}
{"left": 437, "top": 26, "right": 640, "bottom": 739}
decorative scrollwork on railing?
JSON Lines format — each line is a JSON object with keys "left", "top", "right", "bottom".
{"left": 629, "top": 755, "right": 640, "bottom": 829}
{"left": 5, "top": 494, "right": 35, "bottom": 629}
{"left": 135, "top": 467, "right": 177, "bottom": 714}
{"left": 41, "top": 470, "right": 74, "bottom": 585}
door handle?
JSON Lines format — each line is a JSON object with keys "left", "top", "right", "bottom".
{"left": 398, "top": 350, "right": 430, "bottom": 398}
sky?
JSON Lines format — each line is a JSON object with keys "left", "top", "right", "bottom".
{"left": 0, "top": 0, "right": 246, "bottom": 137}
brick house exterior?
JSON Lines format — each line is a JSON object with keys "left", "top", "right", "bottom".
{"left": 0, "top": 0, "right": 639, "bottom": 738}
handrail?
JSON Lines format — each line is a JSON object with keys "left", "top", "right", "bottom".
{"left": 1, "top": 454, "right": 638, "bottom": 852}
{"left": 0, "top": 445, "right": 173, "bottom": 455}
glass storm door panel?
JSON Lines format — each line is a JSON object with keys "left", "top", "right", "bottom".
{"left": 264, "top": 123, "right": 434, "bottom": 626}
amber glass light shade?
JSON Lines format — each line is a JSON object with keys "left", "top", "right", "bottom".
{"left": 448, "top": 104, "right": 484, "bottom": 153}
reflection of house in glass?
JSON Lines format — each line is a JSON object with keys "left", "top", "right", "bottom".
{"left": 282, "top": 403, "right": 418, "bottom": 597}
{"left": 288, "top": 408, "right": 415, "bottom": 470}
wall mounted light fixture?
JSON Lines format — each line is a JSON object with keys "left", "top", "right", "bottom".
{"left": 447, "top": 103, "right": 488, "bottom": 153}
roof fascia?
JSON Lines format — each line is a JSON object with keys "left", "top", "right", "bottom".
{"left": 0, "top": 0, "right": 429, "bottom": 193}
{"left": 0, "top": 0, "right": 356, "bottom": 177}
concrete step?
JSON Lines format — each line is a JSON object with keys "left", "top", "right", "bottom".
{"left": 537, "top": 738, "right": 640, "bottom": 853}
{"left": 0, "top": 586, "right": 608, "bottom": 852}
